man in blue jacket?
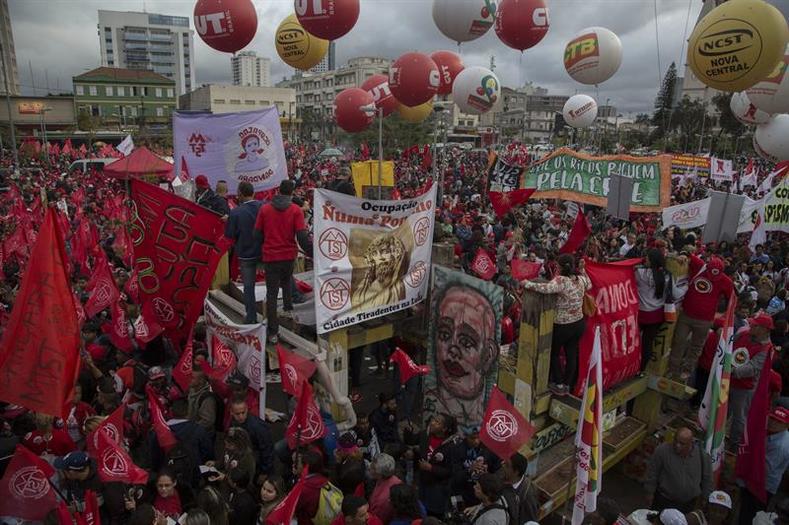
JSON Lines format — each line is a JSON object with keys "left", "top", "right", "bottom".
{"left": 225, "top": 181, "right": 263, "bottom": 324}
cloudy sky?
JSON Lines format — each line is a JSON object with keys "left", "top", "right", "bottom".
{"left": 7, "top": 1, "right": 789, "bottom": 115}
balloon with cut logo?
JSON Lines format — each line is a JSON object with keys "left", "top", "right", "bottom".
{"left": 495, "top": 0, "right": 550, "bottom": 52}
{"left": 398, "top": 101, "right": 433, "bottom": 124}
{"left": 360, "top": 74, "right": 399, "bottom": 117}
{"left": 389, "top": 52, "right": 440, "bottom": 107}
{"left": 687, "top": 0, "right": 789, "bottom": 92}
{"left": 295, "top": 0, "right": 360, "bottom": 41}
{"left": 432, "top": 0, "right": 496, "bottom": 44}
{"left": 452, "top": 66, "right": 500, "bottom": 115}
{"left": 754, "top": 114, "right": 789, "bottom": 162}
{"left": 275, "top": 14, "right": 329, "bottom": 71}
{"left": 746, "top": 45, "right": 789, "bottom": 115}
{"left": 431, "top": 51, "right": 465, "bottom": 95}
{"left": 562, "top": 94, "right": 598, "bottom": 128}
{"left": 563, "top": 27, "right": 622, "bottom": 85}
{"left": 194, "top": 0, "right": 257, "bottom": 53}
{"left": 730, "top": 91, "right": 770, "bottom": 125}
{"left": 334, "top": 88, "right": 375, "bottom": 133}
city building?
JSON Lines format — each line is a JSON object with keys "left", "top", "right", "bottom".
{"left": 73, "top": 67, "right": 177, "bottom": 127}
{"left": 0, "top": 0, "right": 19, "bottom": 95}
{"left": 0, "top": 95, "right": 74, "bottom": 137}
{"left": 231, "top": 51, "right": 272, "bottom": 87}
{"left": 98, "top": 10, "right": 195, "bottom": 95}
{"left": 310, "top": 42, "right": 336, "bottom": 74}
{"left": 493, "top": 86, "right": 569, "bottom": 142}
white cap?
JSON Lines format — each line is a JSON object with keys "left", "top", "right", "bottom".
{"left": 660, "top": 509, "right": 688, "bottom": 525}
{"left": 708, "top": 490, "right": 732, "bottom": 509}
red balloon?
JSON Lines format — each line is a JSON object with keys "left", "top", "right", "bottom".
{"left": 501, "top": 316, "right": 515, "bottom": 344}
{"left": 430, "top": 51, "right": 465, "bottom": 96}
{"left": 389, "top": 53, "right": 440, "bottom": 108}
{"left": 334, "top": 88, "right": 374, "bottom": 133}
{"left": 360, "top": 74, "right": 399, "bottom": 117}
{"left": 194, "top": 0, "right": 258, "bottom": 53}
{"left": 295, "top": 0, "right": 360, "bottom": 41}
{"left": 495, "top": 0, "right": 550, "bottom": 52}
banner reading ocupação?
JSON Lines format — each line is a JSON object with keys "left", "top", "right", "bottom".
{"left": 173, "top": 108, "right": 287, "bottom": 194}
{"left": 523, "top": 148, "right": 671, "bottom": 212}
{"left": 313, "top": 185, "right": 437, "bottom": 334}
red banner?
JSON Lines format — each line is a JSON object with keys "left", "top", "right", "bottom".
{"left": 0, "top": 445, "right": 57, "bottom": 520}
{"left": 130, "top": 180, "right": 230, "bottom": 340}
{"left": 0, "top": 209, "right": 81, "bottom": 417}
{"left": 574, "top": 259, "right": 641, "bottom": 396}
{"left": 480, "top": 386, "right": 535, "bottom": 461}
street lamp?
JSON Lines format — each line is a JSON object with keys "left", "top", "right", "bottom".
{"left": 40, "top": 106, "right": 52, "bottom": 166}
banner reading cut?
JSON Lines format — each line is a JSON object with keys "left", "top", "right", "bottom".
{"left": 173, "top": 108, "right": 287, "bottom": 194}
{"left": 574, "top": 259, "right": 641, "bottom": 396}
{"left": 523, "top": 148, "right": 671, "bottom": 212}
{"left": 313, "top": 185, "right": 437, "bottom": 334}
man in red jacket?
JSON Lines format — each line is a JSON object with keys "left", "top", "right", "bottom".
{"left": 670, "top": 255, "right": 733, "bottom": 384}
{"left": 254, "top": 180, "right": 311, "bottom": 344}
{"left": 296, "top": 449, "right": 331, "bottom": 525}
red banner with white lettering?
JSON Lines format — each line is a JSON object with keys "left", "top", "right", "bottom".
{"left": 573, "top": 259, "right": 641, "bottom": 396}
{"left": 130, "top": 180, "right": 231, "bottom": 341}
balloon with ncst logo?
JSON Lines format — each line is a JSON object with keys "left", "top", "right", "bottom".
{"left": 432, "top": 0, "right": 497, "bottom": 44}
{"left": 194, "top": 0, "right": 257, "bottom": 53}
{"left": 389, "top": 53, "right": 440, "bottom": 108}
{"left": 563, "top": 27, "right": 622, "bottom": 85}
{"left": 495, "top": 0, "right": 550, "bottom": 52}
{"left": 275, "top": 14, "right": 329, "bottom": 71}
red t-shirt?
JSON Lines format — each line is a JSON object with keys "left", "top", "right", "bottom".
{"left": 682, "top": 256, "right": 734, "bottom": 322}
{"left": 254, "top": 202, "right": 306, "bottom": 263}
{"left": 731, "top": 332, "right": 772, "bottom": 390}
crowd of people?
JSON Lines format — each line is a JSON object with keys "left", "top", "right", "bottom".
{"left": 0, "top": 138, "right": 787, "bottom": 525}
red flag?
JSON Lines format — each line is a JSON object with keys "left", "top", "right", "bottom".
{"left": 480, "top": 386, "right": 535, "bottom": 461}
{"left": 0, "top": 209, "right": 80, "bottom": 417}
{"left": 147, "top": 388, "right": 177, "bottom": 452}
{"left": 109, "top": 301, "right": 133, "bottom": 353}
{"left": 265, "top": 466, "right": 308, "bottom": 525}
{"left": 472, "top": 249, "right": 497, "bottom": 280}
{"left": 559, "top": 210, "right": 591, "bottom": 255}
{"left": 125, "top": 269, "right": 140, "bottom": 304}
{"left": 488, "top": 189, "right": 535, "bottom": 218}
{"left": 84, "top": 255, "right": 121, "bottom": 318}
{"left": 277, "top": 344, "right": 317, "bottom": 397}
{"left": 134, "top": 306, "right": 164, "bottom": 345}
{"left": 86, "top": 404, "right": 125, "bottom": 454}
{"left": 511, "top": 259, "right": 542, "bottom": 281}
{"left": 93, "top": 428, "right": 148, "bottom": 485}
{"left": 203, "top": 336, "right": 237, "bottom": 382}
{"left": 286, "top": 382, "right": 326, "bottom": 449}
{"left": 78, "top": 490, "right": 101, "bottom": 525}
{"left": 179, "top": 156, "right": 191, "bottom": 181}
{"left": 389, "top": 347, "right": 430, "bottom": 385}
{"left": 0, "top": 445, "right": 57, "bottom": 520}
{"left": 735, "top": 348, "right": 775, "bottom": 503}
{"left": 172, "top": 337, "right": 194, "bottom": 393}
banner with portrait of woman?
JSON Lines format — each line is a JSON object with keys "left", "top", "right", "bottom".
{"left": 313, "top": 186, "right": 437, "bottom": 334}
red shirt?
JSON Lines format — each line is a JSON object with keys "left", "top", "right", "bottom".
{"left": 731, "top": 332, "right": 772, "bottom": 390}
{"left": 682, "top": 256, "right": 733, "bottom": 322}
{"left": 254, "top": 201, "right": 306, "bottom": 263}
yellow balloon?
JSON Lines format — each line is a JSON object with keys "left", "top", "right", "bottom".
{"left": 687, "top": 0, "right": 789, "bottom": 92}
{"left": 275, "top": 14, "right": 329, "bottom": 71}
{"left": 398, "top": 101, "right": 432, "bottom": 123}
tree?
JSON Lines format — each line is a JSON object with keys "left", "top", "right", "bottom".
{"left": 337, "top": 113, "right": 435, "bottom": 157}
{"left": 635, "top": 113, "right": 651, "bottom": 125}
{"left": 651, "top": 62, "right": 678, "bottom": 138}
{"left": 712, "top": 92, "right": 745, "bottom": 138}
{"left": 671, "top": 96, "right": 709, "bottom": 151}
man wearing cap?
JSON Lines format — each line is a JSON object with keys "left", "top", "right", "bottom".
{"left": 729, "top": 313, "right": 775, "bottom": 450}
{"left": 195, "top": 174, "right": 230, "bottom": 216}
{"left": 54, "top": 451, "right": 104, "bottom": 513}
{"left": 225, "top": 181, "right": 263, "bottom": 324}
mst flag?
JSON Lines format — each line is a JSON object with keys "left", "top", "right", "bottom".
{"left": 488, "top": 189, "right": 535, "bottom": 218}
{"left": 147, "top": 388, "right": 177, "bottom": 452}
{"left": 390, "top": 347, "right": 430, "bottom": 385}
{"left": 265, "top": 466, "right": 308, "bottom": 525}
{"left": 286, "top": 381, "right": 326, "bottom": 449}
{"left": 93, "top": 429, "right": 148, "bottom": 485}
{"left": 87, "top": 403, "right": 125, "bottom": 454}
{"left": 480, "top": 386, "right": 535, "bottom": 461}
{"left": 511, "top": 259, "right": 542, "bottom": 281}
{"left": 84, "top": 253, "right": 121, "bottom": 318}
{"left": 0, "top": 208, "right": 80, "bottom": 417}
{"left": 572, "top": 327, "right": 604, "bottom": 525}
{"left": 472, "top": 249, "right": 497, "bottom": 280}
{"left": 698, "top": 296, "right": 736, "bottom": 483}
{"left": 0, "top": 445, "right": 57, "bottom": 520}
{"left": 277, "top": 344, "right": 317, "bottom": 397}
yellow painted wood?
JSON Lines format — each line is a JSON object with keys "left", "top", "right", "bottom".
{"left": 211, "top": 252, "right": 230, "bottom": 289}
{"left": 548, "top": 376, "right": 649, "bottom": 428}
{"left": 347, "top": 323, "right": 393, "bottom": 349}
{"left": 647, "top": 375, "right": 697, "bottom": 400}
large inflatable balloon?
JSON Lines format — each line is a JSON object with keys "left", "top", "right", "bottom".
{"left": 730, "top": 91, "right": 770, "bottom": 125}
{"left": 334, "top": 88, "right": 374, "bottom": 133}
{"left": 431, "top": 51, "right": 465, "bottom": 95}
{"left": 432, "top": 0, "right": 496, "bottom": 43}
{"left": 495, "top": 0, "right": 550, "bottom": 52}
{"left": 563, "top": 27, "right": 622, "bottom": 85}
{"left": 746, "top": 46, "right": 789, "bottom": 115}
{"left": 194, "top": 0, "right": 257, "bottom": 53}
{"left": 275, "top": 14, "right": 329, "bottom": 71}
{"left": 295, "top": 0, "right": 360, "bottom": 41}
{"left": 562, "top": 94, "right": 598, "bottom": 128}
{"left": 754, "top": 114, "right": 789, "bottom": 162}
{"left": 452, "top": 66, "right": 500, "bottom": 115}
{"left": 687, "top": 0, "right": 789, "bottom": 92}
{"left": 360, "top": 74, "right": 399, "bottom": 117}
{"left": 398, "top": 101, "right": 433, "bottom": 123}
{"left": 389, "top": 53, "right": 440, "bottom": 107}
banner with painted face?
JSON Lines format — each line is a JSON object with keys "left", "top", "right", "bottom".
{"left": 313, "top": 186, "right": 437, "bottom": 334}
{"left": 425, "top": 265, "right": 503, "bottom": 430}
{"left": 173, "top": 107, "right": 287, "bottom": 194}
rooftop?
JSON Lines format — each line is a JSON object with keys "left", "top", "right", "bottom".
{"left": 73, "top": 67, "right": 174, "bottom": 85}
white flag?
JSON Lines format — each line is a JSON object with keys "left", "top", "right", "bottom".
{"left": 758, "top": 163, "right": 788, "bottom": 196}
{"left": 117, "top": 134, "right": 134, "bottom": 156}
{"left": 740, "top": 159, "right": 758, "bottom": 189}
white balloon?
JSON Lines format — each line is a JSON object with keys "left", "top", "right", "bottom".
{"left": 563, "top": 27, "right": 622, "bottom": 85}
{"left": 754, "top": 114, "right": 789, "bottom": 162}
{"left": 432, "top": 0, "right": 495, "bottom": 43}
{"left": 746, "top": 45, "right": 789, "bottom": 115}
{"left": 563, "top": 94, "right": 598, "bottom": 128}
{"left": 451, "top": 66, "right": 501, "bottom": 115}
{"left": 730, "top": 91, "right": 771, "bottom": 125}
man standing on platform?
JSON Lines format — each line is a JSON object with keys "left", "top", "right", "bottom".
{"left": 225, "top": 182, "right": 262, "bottom": 324}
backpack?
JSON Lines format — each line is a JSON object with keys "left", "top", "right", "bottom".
{"left": 312, "top": 482, "right": 344, "bottom": 525}
{"left": 166, "top": 441, "right": 198, "bottom": 488}
{"left": 198, "top": 390, "right": 225, "bottom": 433}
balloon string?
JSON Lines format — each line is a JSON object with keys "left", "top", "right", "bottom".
{"left": 519, "top": 53, "right": 523, "bottom": 89}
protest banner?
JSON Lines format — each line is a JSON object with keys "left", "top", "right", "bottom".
{"left": 574, "top": 259, "right": 641, "bottom": 396}
{"left": 671, "top": 154, "right": 710, "bottom": 177}
{"left": 523, "top": 148, "right": 671, "bottom": 212}
{"left": 488, "top": 155, "right": 526, "bottom": 192}
{"left": 710, "top": 157, "right": 735, "bottom": 182}
{"left": 313, "top": 185, "right": 436, "bottom": 334}
{"left": 351, "top": 160, "right": 395, "bottom": 198}
{"left": 424, "top": 265, "right": 503, "bottom": 429}
{"left": 662, "top": 198, "right": 711, "bottom": 230}
{"left": 173, "top": 108, "right": 287, "bottom": 194}
{"left": 762, "top": 175, "right": 789, "bottom": 233}
{"left": 130, "top": 180, "right": 231, "bottom": 340}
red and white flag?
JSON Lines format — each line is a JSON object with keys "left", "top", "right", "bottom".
{"left": 286, "top": 381, "right": 326, "bottom": 449}
{"left": 92, "top": 427, "right": 148, "bottom": 485}
{"left": 757, "top": 162, "right": 789, "bottom": 195}
{"left": 172, "top": 337, "right": 194, "bottom": 393}
{"left": 265, "top": 466, "right": 308, "bottom": 525}
{"left": 147, "top": 388, "right": 177, "bottom": 452}
{"left": 390, "top": 347, "right": 430, "bottom": 385}
{"left": 202, "top": 337, "right": 237, "bottom": 383}
{"left": 739, "top": 158, "right": 758, "bottom": 189}
{"left": 86, "top": 403, "right": 125, "bottom": 454}
{"left": 511, "top": 259, "right": 542, "bottom": 281}
{"left": 277, "top": 344, "right": 317, "bottom": 397}
{"left": 560, "top": 210, "right": 592, "bottom": 255}
{"left": 109, "top": 300, "right": 133, "bottom": 353}
{"left": 84, "top": 254, "right": 121, "bottom": 318}
{"left": 488, "top": 189, "right": 535, "bottom": 218}
{"left": 480, "top": 386, "right": 535, "bottom": 461}
{"left": 0, "top": 445, "right": 57, "bottom": 520}
{"left": 472, "top": 249, "right": 497, "bottom": 280}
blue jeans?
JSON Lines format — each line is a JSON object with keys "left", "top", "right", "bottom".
{"left": 240, "top": 259, "right": 259, "bottom": 324}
